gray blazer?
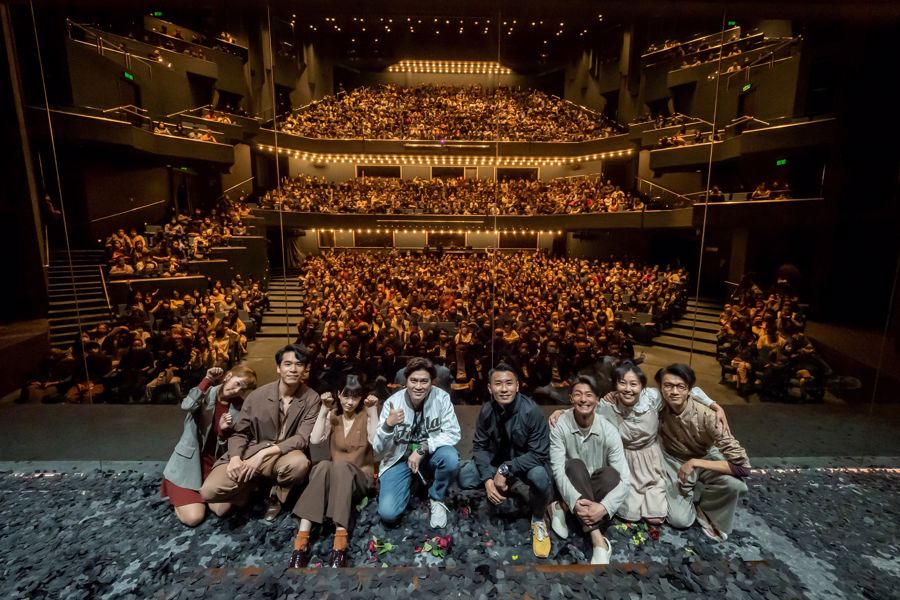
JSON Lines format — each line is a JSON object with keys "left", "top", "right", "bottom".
{"left": 162, "top": 383, "right": 241, "bottom": 491}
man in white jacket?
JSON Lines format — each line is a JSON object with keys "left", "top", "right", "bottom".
{"left": 373, "top": 357, "right": 461, "bottom": 528}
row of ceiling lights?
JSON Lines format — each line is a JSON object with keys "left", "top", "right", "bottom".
{"left": 387, "top": 60, "right": 511, "bottom": 74}
{"left": 296, "top": 15, "right": 599, "bottom": 39}
{"left": 259, "top": 145, "right": 633, "bottom": 166}
{"left": 309, "top": 228, "right": 565, "bottom": 235}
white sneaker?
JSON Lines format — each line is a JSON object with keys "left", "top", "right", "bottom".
{"left": 429, "top": 499, "right": 449, "bottom": 528}
{"left": 549, "top": 501, "right": 569, "bottom": 539}
{"left": 590, "top": 537, "right": 613, "bottom": 565}
{"left": 694, "top": 506, "right": 728, "bottom": 541}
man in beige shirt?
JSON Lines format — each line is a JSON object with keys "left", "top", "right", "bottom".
{"left": 201, "top": 344, "right": 321, "bottom": 521}
{"left": 549, "top": 375, "right": 630, "bottom": 565}
{"left": 657, "top": 363, "right": 751, "bottom": 541}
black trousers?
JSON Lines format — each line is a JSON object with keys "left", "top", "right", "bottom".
{"left": 564, "top": 459, "right": 621, "bottom": 532}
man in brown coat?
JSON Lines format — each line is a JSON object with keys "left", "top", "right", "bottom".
{"left": 201, "top": 344, "right": 320, "bottom": 520}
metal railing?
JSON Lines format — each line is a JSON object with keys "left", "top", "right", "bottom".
{"left": 635, "top": 178, "right": 695, "bottom": 208}
{"left": 66, "top": 20, "right": 157, "bottom": 75}
{"left": 90, "top": 199, "right": 167, "bottom": 223}
{"left": 97, "top": 265, "right": 112, "bottom": 315}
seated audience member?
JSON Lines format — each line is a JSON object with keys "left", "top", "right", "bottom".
{"left": 289, "top": 375, "right": 379, "bottom": 568}
{"left": 373, "top": 357, "right": 461, "bottom": 528}
{"left": 548, "top": 375, "right": 630, "bottom": 564}
{"left": 161, "top": 365, "right": 257, "bottom": 526}
{"left": 458, "top": 363, "right": 554, "bottom": 558}
{"left": 657, "top": 363, "right": 750, "bottom": 540}
{"left": 109, "top": 256, "right": 134, "bottom": 276}
{"left": 750, "top": 182, "right": 771, "bottom": 200}
{"left": 200, "top": 344, "right": 320, "bottom": 521}
{"left": 64, "top": 341, "right": 113, "bottom": 404}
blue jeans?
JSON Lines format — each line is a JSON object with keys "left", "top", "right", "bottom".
{"left": 377, "top": 446, "right": 460, "bottom": 524}
{"left": 458, "top": 459, "right": 554, "bottom": 520}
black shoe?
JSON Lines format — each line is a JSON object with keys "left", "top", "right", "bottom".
{"left": 328, "top": 549, "right": 347, "bottom": 568}
{"left": 263, "top": 497, "right": 283, "bottom": 522}
{"left": 289, "top": 548, "right": 310, "bottom": 569}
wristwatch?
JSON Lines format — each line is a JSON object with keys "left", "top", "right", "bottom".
{"left": 416, "top": 445, "right": 428, "bottom": 456}
{"left": 497, "top": 463, "right": 511, "bottom": 478}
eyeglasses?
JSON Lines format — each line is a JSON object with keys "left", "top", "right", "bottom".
{"left": 661, "top": 383, "right": 689, "bottom": 392}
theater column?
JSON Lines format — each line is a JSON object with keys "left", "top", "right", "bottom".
{"left": 727, "top": 228, "right": 749, "bottom": 286}
{"left": 0, "top": 4, "right": 47, "bottom": 321}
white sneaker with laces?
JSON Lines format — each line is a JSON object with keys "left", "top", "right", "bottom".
{"left": 549, "top": 501, "right": 569, "bottom": 539}
{"left": 429, "top": 499, "right": 449, "bottom": 528}
{"left": 590, "top": 537, "right": 613, "bottom": 565}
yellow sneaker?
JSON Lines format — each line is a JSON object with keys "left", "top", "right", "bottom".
{"left": 531, "top": 519, "right": 551, "bottom": 559}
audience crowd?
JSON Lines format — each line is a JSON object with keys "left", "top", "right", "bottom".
{"left": 105, "top": 198, "right": 251, "bottom": 278}
{"left": 716, "top": 275, "right": 829, "bottom": 401}
{"left": 291, "top": 250, "right": 688, "bottom": 404}
{"left": 21, "top": 275, "right": 269, "bottom": 405}
{"left": 259, "top": 175, "right": 648, "bottom": 215}
{"left": 278, "top": 85, "right": 623, "bottom": 142}
{"left": 153, "top": 121, "right": 220, "bottom": 142}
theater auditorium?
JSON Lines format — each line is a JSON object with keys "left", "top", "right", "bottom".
{"left": 0, "top": 0, "right": 898, "bottom": 598}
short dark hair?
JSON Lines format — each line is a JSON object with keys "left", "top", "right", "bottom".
{"left": 613, "top": 361, "right": 647, "bottom": 388}
{"left": 488, "top": 362, "right": 519, "bottom": 381}
{"left": 276, "top": 343, "right": 309, "bottom": 367}
{"left": 335, "top": 374, "right": 366, "bottom": 415}
{"left": 654, "top": 363, "right": 696, "bottom": 388}
{"left": 404, "top": 356, "right": 437, "bottom": 380}
{"left": 571, "top": 374, "right": 601, "bottom": 396}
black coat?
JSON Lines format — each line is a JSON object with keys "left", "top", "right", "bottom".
{"left": 471, "top": 392, "right": 550, "bottom": 482}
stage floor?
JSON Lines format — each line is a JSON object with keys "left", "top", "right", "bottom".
{"left": 0, "top": 467, "right": 896, "bottom": 599}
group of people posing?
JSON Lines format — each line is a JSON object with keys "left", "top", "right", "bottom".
{"left": 161, "top": 344, "right": 750, "bottom": 568}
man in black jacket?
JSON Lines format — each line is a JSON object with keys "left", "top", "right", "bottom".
{"left": 458, "top": 363, "right": 554, "bottom": 558}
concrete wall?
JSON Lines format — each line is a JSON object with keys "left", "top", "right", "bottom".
{"left": 287, "top": 156, "right": 355, "bottom": 181}
{"left": 394, "top": 231, "right": 428, "bottom": 248}
{"left": 82, "top": 163, "right": 170, "bottom": 239}
{"left": 566, "top": 230, "right": 652, "bottom": 260}
{"left": 338, "top": 71, "right": 545, "bottom": 90}
{"left": 222, "top": 143, "right": 253, "bottom": 198}
{"left": 401, "top": 165, "right": 431, "bottom": 179}
{"left": 466, "top": 232, "right": 498, "bottom": 248}
{"left": 291, "top": 42, "right": 334, "bottom": 107}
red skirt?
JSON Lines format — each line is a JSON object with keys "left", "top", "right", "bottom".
{"left": 161, "top": 401, "right": 230, "bottom": 507}
{"left": 160, "top": 450, "right": 217, "bottom": 507}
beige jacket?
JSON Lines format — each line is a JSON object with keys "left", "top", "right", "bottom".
{"left": 659, "top": 397, "right": 750, "bottom": 467}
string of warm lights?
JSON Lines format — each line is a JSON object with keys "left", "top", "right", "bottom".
{"left": 306, "top": 228, "right": 564, "bottom": 235}
{"left": 387, "top": 60, "right": 511, "bottom": 74}
{"left": 257, "top": 145, "right": 633, "bottom": 166}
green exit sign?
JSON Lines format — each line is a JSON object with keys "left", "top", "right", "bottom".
{"left": 123, "top": 70, "right": 135, "bottom": 81}
{"left": 742, "top": 83, "right": 752, "bottom": 92}
{"left": 727, "top": 20, "right": 737, "bottom": 27}
{"left": 180, "top": 166, "right": 189, "bottom": 171}
{"left": 151, "top": 11, "right": 163, "bottom": 17}
{"left": 776, "top": 158, "right": 787, "bottom": 166}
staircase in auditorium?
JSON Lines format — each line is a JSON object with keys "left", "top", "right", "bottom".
{"left": 652, "top": 298, "right": 721, "bottom": 357}
{"left": 257, "top": 267, "right": 305, "bottom": 340}
{"left": 47, "top": 249, "right": 113, "bottom": 347}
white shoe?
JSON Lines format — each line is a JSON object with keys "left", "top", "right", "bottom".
{"left": 549, "top": 501, "right": 569, "bottom": 539}
{"left": 694, "top": 506, "right": 728, "bottom": 541}
{"left": 430, "top": 499, "right": 449, "bottom": 528}
{"left": 590, "top": 537, "right": 612, "bottom": 565}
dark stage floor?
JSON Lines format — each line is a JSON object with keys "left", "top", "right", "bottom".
{"left": 1, "top": 468, "right": 897, "bottom": 599}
